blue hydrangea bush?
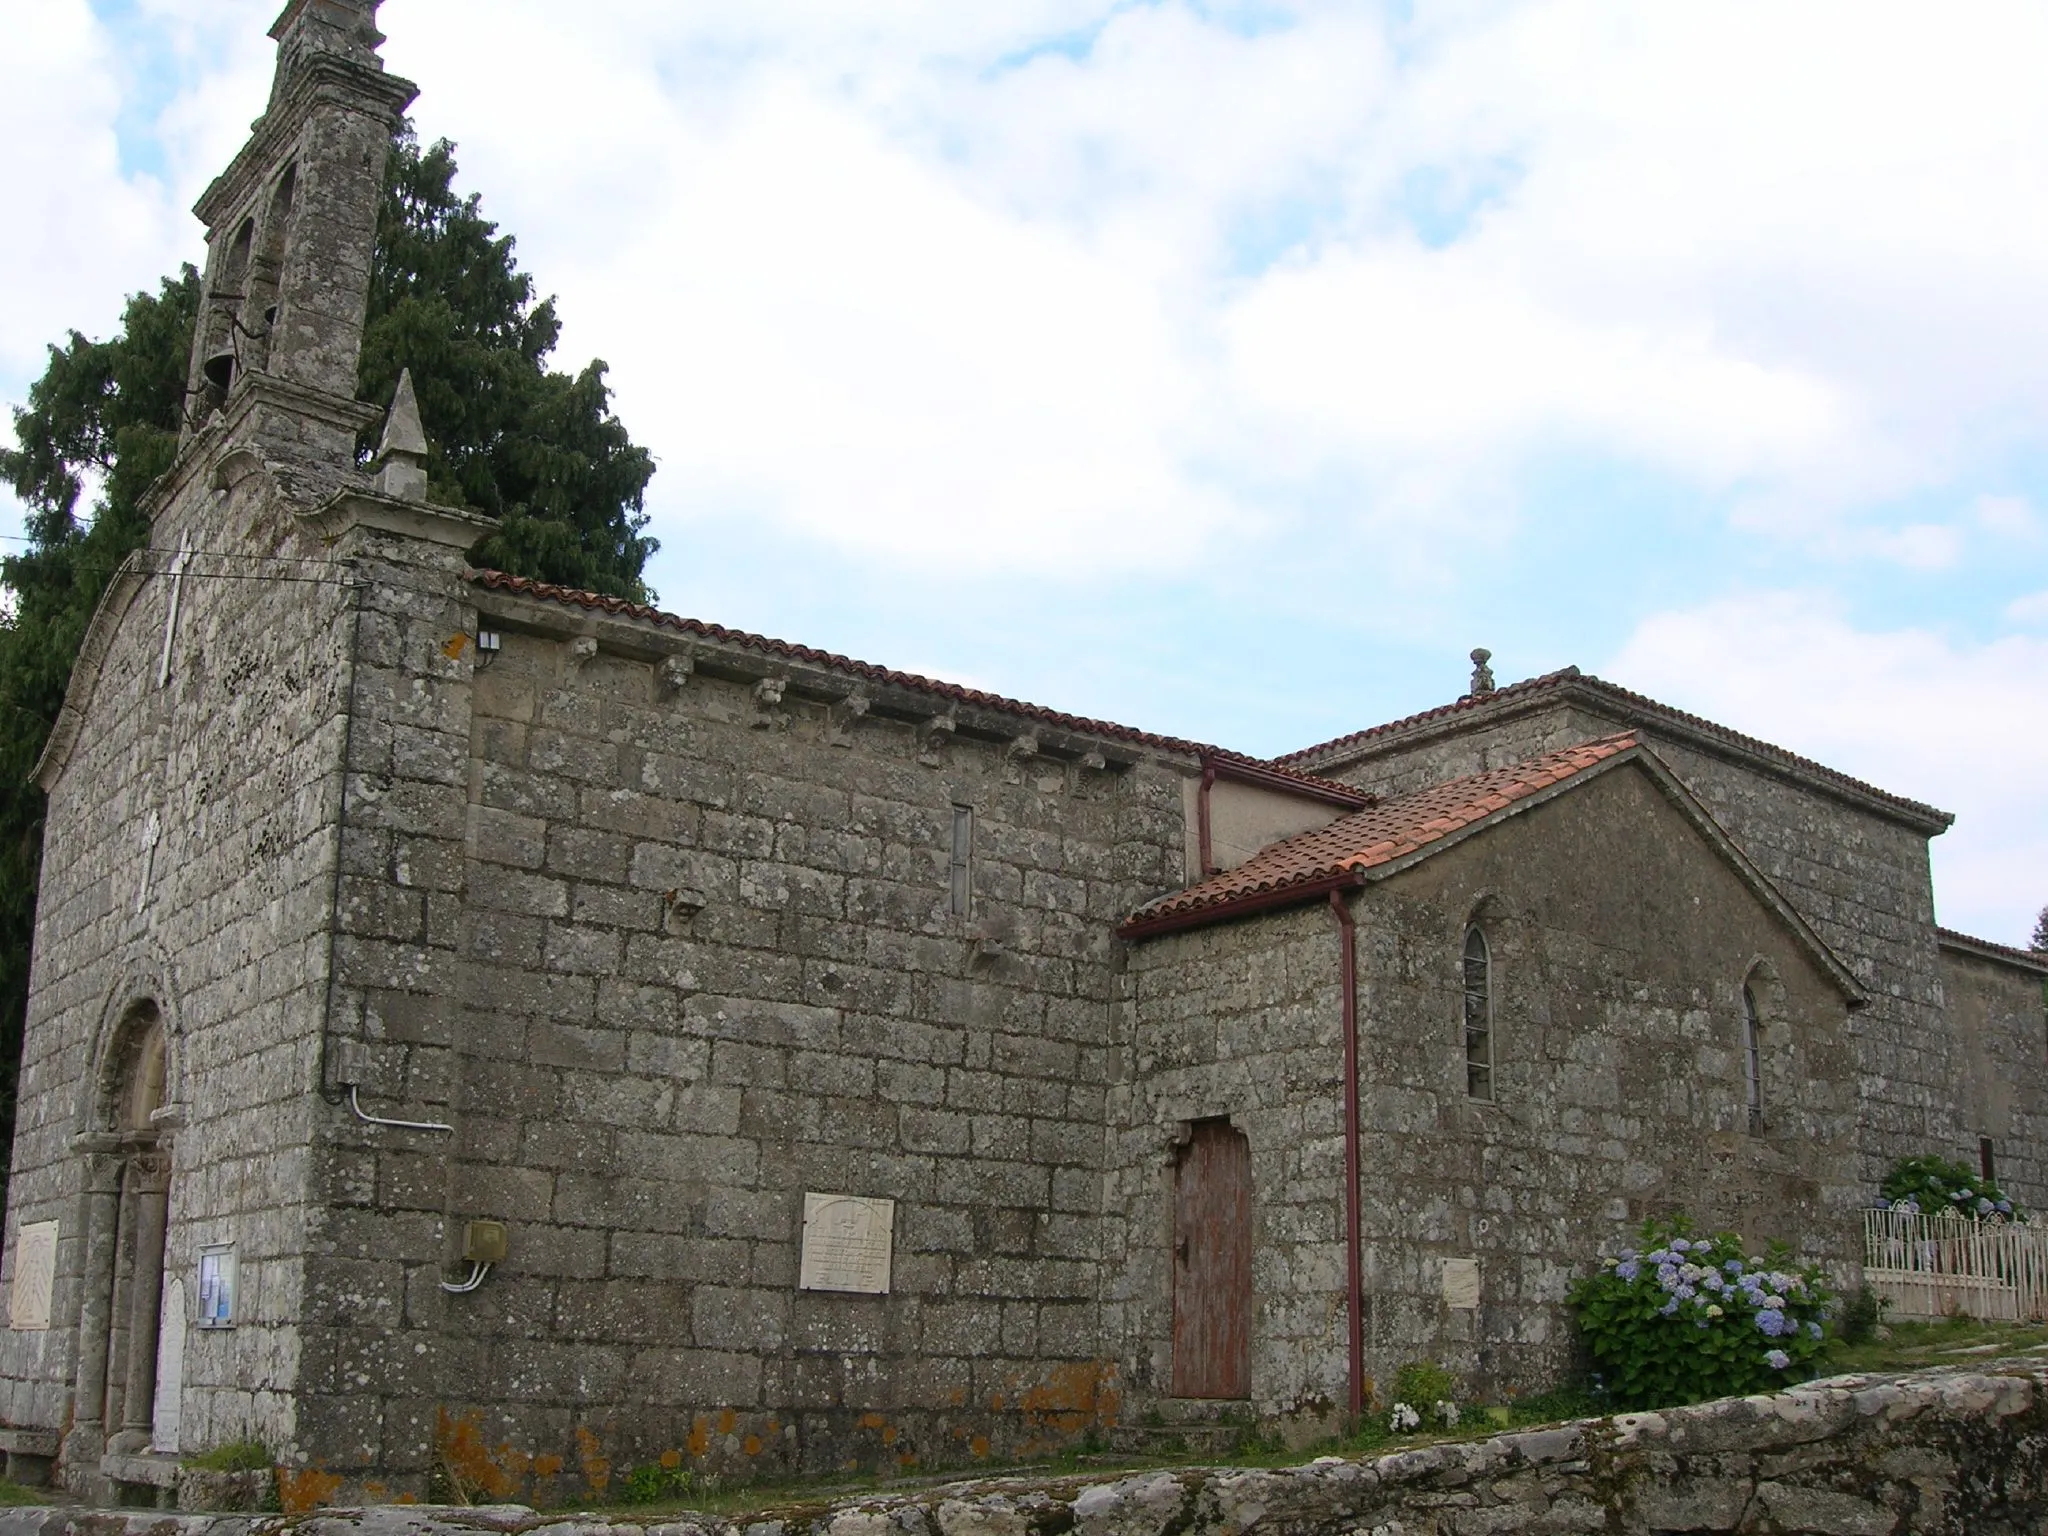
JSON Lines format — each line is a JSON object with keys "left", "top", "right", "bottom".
{"left": 1567, "top": 1218, "right": 1832, "bottom": 1409}
{"left": 1877, "top": 1154, "right": 2024, "bottom": 1222}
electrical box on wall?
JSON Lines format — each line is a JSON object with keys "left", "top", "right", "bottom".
{"left": 463, "top": 1220, "right": 508, "bottom": 1264}
{"left": 197, "top": 1244, "right": 237, "bottom": 1329}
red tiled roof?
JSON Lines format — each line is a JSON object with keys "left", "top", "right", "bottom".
{"left": 469, "top": 570, "right": 1369, "bottom": 806}
{"left": 1278, "top": 670, "right": 1950, "bottom": 832}
{"left": 1121, "top": 733, "right": 1639, "bottom": 937}
{"left": 1936, "top": 927, "right": 2048, "bottom": 975}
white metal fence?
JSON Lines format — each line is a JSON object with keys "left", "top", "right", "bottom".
{"left": 1863, "top": 1207, "right": 2048, "bottom": 1322}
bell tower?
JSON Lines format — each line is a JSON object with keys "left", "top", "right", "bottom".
{"left": 180, "top": 0, "right": 415, "bottom": 473}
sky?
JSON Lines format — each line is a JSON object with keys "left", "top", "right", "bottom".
{"left": 3, "top": 0, "right": 2046, "bottom": 945}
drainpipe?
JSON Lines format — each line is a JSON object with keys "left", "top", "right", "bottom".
{"left": 1196, "top": 764, "right": 1218, "bottom": 877}
{"left": 1328, "top": 889, "right": 1365, "bottom": 1421}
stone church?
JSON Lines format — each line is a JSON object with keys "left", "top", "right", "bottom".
{"left": 2, "top": 0, "right": 2044, "bottom": 1508}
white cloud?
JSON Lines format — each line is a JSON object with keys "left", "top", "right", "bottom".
{"left": 1607, "top": 593, "right": 2048, "bottom": 947}
{"left": 2007, "top": 591, "right": 2048, "bottom": 627}
{"left": 13, "top": 0, "right": 2048, "bottom": 583}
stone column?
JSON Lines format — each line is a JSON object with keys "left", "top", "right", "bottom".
{"left": 63, "top": 1135, "right": 125, "bottom": 1470}
{"left": 110, "top": 1151, "right": 170, "bottom": 1456}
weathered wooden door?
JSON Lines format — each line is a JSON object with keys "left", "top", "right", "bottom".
{"left": 1172, "top": 1119, "right": 1252, "bottom": 1399}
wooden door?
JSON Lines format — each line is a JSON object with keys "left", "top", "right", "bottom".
{"left": 1172, "top": 1120, "right": 1252, "bottom": 1398}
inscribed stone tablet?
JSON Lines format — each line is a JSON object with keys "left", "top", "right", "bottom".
{"left": 1442, "top": 1257, "right": 1481, "bottom": 1310}
{"left": 799, "top": 1193, "right": 894, "bottom": 1294}
{"left": 10, "top": 1221, "right": 58, "bottom": 1331}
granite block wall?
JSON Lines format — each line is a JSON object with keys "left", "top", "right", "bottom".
{"left": 1118, "top": 763, "right": 1860, "bottom": 1421}
{"left": 0, "top": 462, "right": 357, "bottom": 1475}
{"left": 1305, "top": 692, "right": 1962, "bottom": 1191}
{"left": 301, "top": 575, "right": 1194, "bottom": 1495}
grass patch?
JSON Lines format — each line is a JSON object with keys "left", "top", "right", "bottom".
{"left": 1820, "top": 1317, "right": 2048, "bottom": 1376}
{"left": 184, "top": 1438, "right": 273, "bottom": 1473}
{"left": 0, "top": 1481, "right": 47, "bottom": 1507}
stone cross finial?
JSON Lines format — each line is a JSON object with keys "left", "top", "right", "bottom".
{"left": 1469, "top": 648, "right": 1496, "bottom": 697}
{"left": 373, "top": 369, "right": 430, "bottom": 500}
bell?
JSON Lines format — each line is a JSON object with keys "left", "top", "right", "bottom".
{"left": 203, "top": 346, "right": 236, "bottom": 395}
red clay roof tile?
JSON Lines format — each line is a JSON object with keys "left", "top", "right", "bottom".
{"left": 1120, "top": 732, "right": 1639, "bottom": 937}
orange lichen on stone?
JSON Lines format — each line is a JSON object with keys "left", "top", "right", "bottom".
{"left": 396, "top": 1494, "right": 418, "bottom": 1505}
{"left": 717, "top": 1408, "right": 737, "bottom": 1435}
{"left": 858, "top": 1413, "right": 886, "bottom": 1431}
{"left": 659, "top": 1449, "right": 683, "bottom": 1470}
{"left": 1018, "top": 1361, "right": 1120, "bottom": 1432}
{"left": 533, "top": 1454, "right": 565, "bottom": 1478}
{"left": 687, "top": 1416, "right": 710, "bottom": 1458}
{"left": 743, "top": 1435, "right": 763, "bottom": 1456}
{"left": 897, "top": 1452, "right": 918, "bottom": 1468}
{"left": 881, "top": 1426, "right": 898, "bottom": 1446}
{"left": 276, "top": 1466, "right": 344, "bottom": 1515}
{"left": 970, "top": 1437, "right": 990, "bottom": 1459}
{"left": 575, "top": 1425, "right": 611, "bottom": 1495}
{"left": 436, "top": 1408, "right": 520, "bottom": 1501}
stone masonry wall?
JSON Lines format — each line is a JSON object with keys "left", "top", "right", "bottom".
{"left": 1937, "top": 947, "right": 2048, "bottom": 1211}
{"left": 301, "top": 574, "right": 1194, "bottom": 1497}
{"left": 10, "top": 1353, "right": 2048, "bottom": 1532}
{"left": 1310, "top": 697, "right": 1965, "bottom": 1198}
{"left": 0, "top": 464, "right": 356, "bottom": 1466}
{"left": 1120, "top": 765, "right": 1860, "bottom": 1421}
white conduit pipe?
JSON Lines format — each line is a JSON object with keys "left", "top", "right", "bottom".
{"left": 348, "top": 1085, "right": 454, "bottom": 1134}
{"left": 440, "top": 1262, "right": 492, "bottom": 1295}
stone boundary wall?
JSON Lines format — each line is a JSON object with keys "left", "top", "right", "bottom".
{"left": 11, "top": 1354, "right": 2048, "bottom": 1535}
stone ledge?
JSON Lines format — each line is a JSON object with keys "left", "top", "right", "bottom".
{"left": 7, "top": 1353, "right": 2048, "bottom": 1535}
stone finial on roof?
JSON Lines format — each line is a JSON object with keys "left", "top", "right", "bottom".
{"left": 269, "top": 0, "right": 386, "bottom": 77}
{"left": 1469, "top": 648, "right": 1495, "bottom": 698}
{"left": 373, "top": 369, "right": 430, "bottom": 501}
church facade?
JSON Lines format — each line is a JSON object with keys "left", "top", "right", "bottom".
{"left": 1, "top": 0, "right": 2044, "bottom": 1508}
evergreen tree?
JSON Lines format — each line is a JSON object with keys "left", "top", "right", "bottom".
{"left": 0, "top": 130, "right": 657, "bottom": 1181}
{"left": 2032, "top": 905, "right": 2047, "bottom": 954}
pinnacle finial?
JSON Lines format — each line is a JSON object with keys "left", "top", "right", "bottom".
{"left": 1469, "top": 648, "right": 1495, "bottom": 697}
{"left": 373, "top": 369, "right": 429, "bottom": 500}
{"left": 268, "top": 0, "right": 386, "bottom": 95}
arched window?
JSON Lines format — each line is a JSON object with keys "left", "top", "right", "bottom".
{"left": 1463, "top": 927, "right": 1493, "bottom": 1101}
{"left": 1741, "top": 982, "right": 1763, "bottom": 1132}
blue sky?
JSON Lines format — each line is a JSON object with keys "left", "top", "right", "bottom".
{"left": 5, "top": 0, "right": 2047, "bottom": 944}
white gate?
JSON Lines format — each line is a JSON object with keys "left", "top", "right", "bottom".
{"left": 1863, "top": 1208, "right": 2048, "bottom": 1323}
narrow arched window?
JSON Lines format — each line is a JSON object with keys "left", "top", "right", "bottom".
{"left": 1463, "top": 927, "right": 1493, "bottom": 1101}
{"left": 1741, "top": 983, "right": 1763, "bottom": 1133}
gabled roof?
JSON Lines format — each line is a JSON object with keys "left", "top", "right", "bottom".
{"left": 1277, "top": 669, "right": 1952, "bottom": 836}
{"left": 1937, "top": 928, "right": 2048, "bottom": 977}
{"left": 1120, "top": 733, "right": 1867, "bottom": 1007}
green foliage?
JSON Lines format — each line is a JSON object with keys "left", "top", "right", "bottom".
{"left": 1836, "top": 1285, "right": 1891, "bottom": 1346}
{"left": 1386, "top": 1360, "right": 1461, "bottom": 1431}
{"left": 0, "top": 267, "right": 200, "bottom": 1189}
{"left": 184, "top": 1438, "right": 274, "bottom": 1473}
{"left": 1567, "top": 1216, "right": 1832, "bottom": 1410}
{"left": 2033, "top": 904, "right": 2046, "bottom": 953}
{"left": 362, "top": 131, "right": 656, "bottom": 601}
{"left": 615, "top": 1458, "right": 695, "bottom": 1505}
{"left": 0, "top": 130, "right": 658, "bottom": 1185}
{"left": 1879, "top": 1154, "right": 2022, "bottom": 1221}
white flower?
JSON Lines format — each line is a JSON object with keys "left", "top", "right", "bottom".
{"left": 1435, "top": 1400, "right": 1460, "bottom": 1428}
{"left": 1390, "top": 1402, "right": 1421, "bottom": 1432}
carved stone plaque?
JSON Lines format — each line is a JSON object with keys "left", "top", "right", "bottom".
{"left": 10, "top": 1221, "right": 58, "bottom": 1330}
{"left": 1442, "top": 1257, "right": 1481, "bottom": 1310}
{"left": 799, "top": 1193, "right": 894, "bottom": 1294}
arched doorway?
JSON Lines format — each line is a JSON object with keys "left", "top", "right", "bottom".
{"left": 69, "top": 1002, "right": 178, "bottom": 1475}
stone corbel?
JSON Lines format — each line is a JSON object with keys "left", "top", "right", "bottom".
{"left": 828, "top": 691, "right": 871, "bottom": 748}
{"left": 752, "top": 675, "right": 790, "bottom": 730}
{"left": 663, "top": 887, "right": 708, "bottom": 933}
{"left": 566, "top": 635, "right": 599, "bottom": 674}
{"left": 1081, "top": 750, "right": 1108, "bottom": 771}
{"left": 918, "top": 709, "right": 958, "bottom": 767}
{"left": 1007, "top": 733, "right": 1041, "bottom": 762}
{"left": 659, "top": 651, "right": 695, "bottom": 696}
